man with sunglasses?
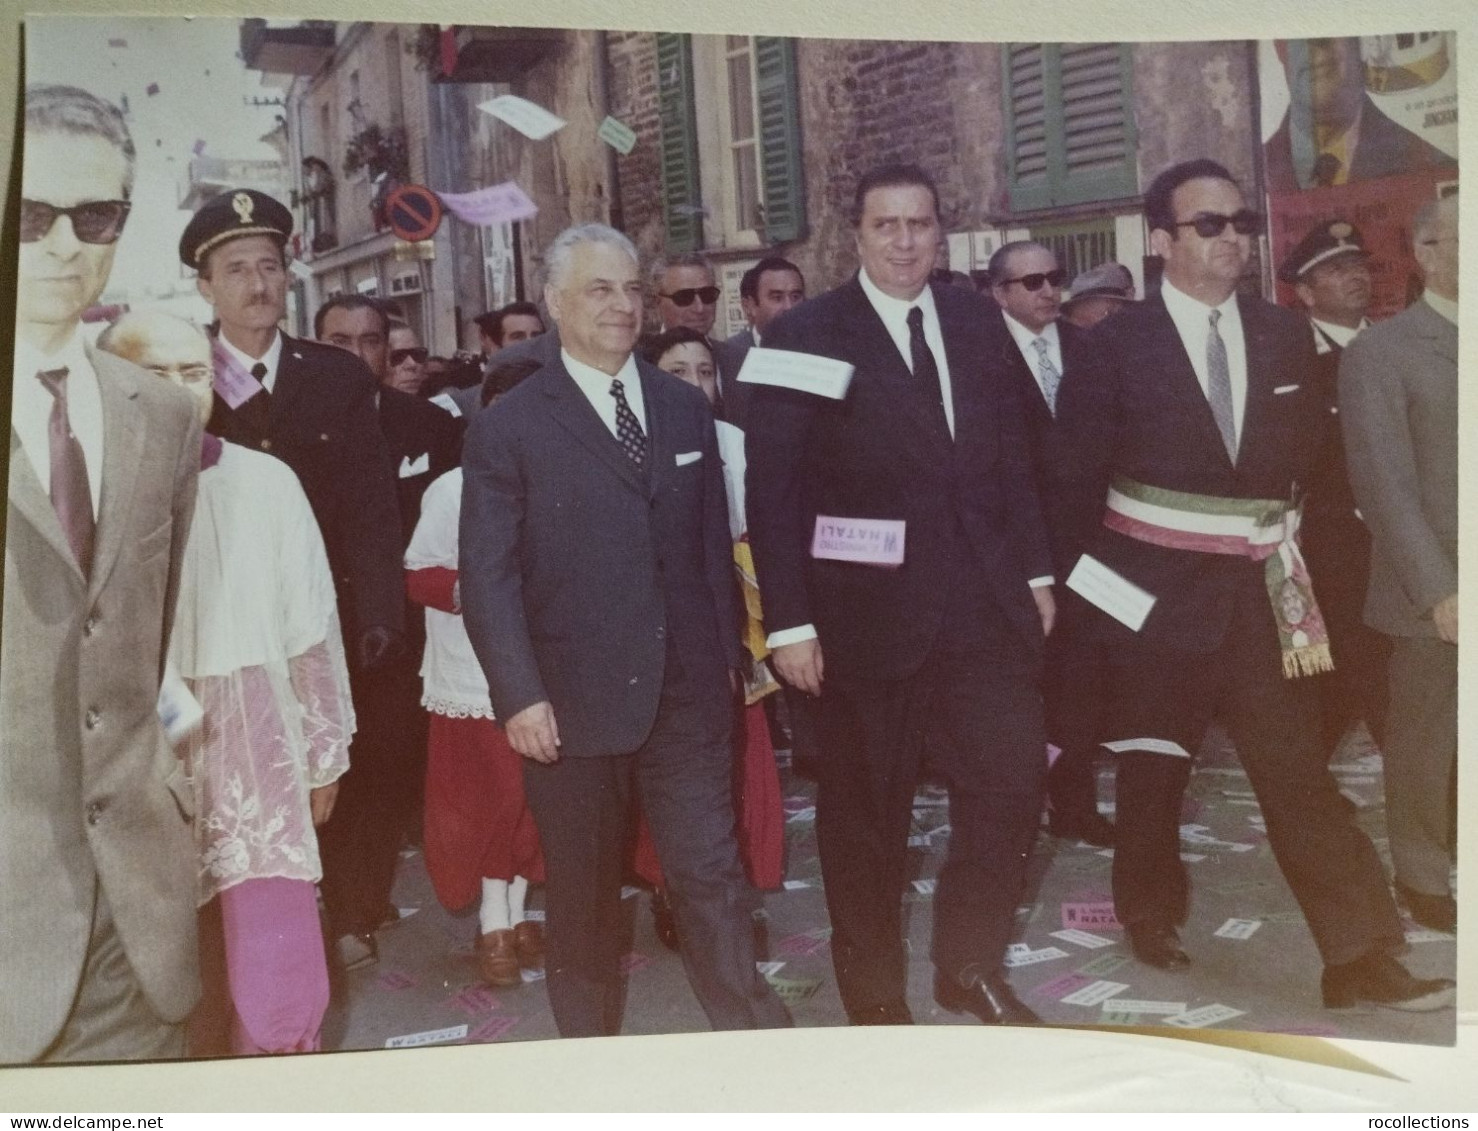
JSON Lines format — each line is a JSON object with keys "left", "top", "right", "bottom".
{"left": 650, "top": 253, "right": 748, "bottom": 427}
{"left": 988, "top": 241, "right": 1115, "bottom": 850}
{"left": 1052, "top": 159, "right": 1449, "bottom": 1012}
{"left": 313, "top": 295, "right": 462, "bottom": 969}
{"left": 3, "top": 84, "right": 202, "bottom": 1062}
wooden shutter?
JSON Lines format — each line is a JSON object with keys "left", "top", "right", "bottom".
{"left": 753, "top": 36, "right": 807, "bottom": 243}
{"left": 656, "top": 32, "right": 703, "bottom": 251}
{"left": 1005, "top": 43, "right": 1137, "bottom": 210}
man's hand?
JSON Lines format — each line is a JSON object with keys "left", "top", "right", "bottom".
{"left": 358, "top": 624, "right": 405, "bottom": 672}
{"left": 310, "top": 781, "right": 340, "bottom": 827}
{"left": 1432, "top": 592, "right": 1458, "bottom": 645}
{"left": 506, "top": 701, "right": 561, "bottom": 763}
{"left": 1032, "top": 584, "right": 1056, "bottom": 638}
{"left": 773, "top": 638, "right": 824, "bottom": 697}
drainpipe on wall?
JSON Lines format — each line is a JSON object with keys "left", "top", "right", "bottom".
{"left": 593, "top": 30, "right": 625, "bottom": 232}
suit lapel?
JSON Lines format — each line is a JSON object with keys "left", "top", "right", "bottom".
{"left": 540, "top": 359, "right": 648, "bottom": 497}
{"left": 1234, "top": 296, "right": 1278, "bottom": 484}
{"left": 842, "top": 277, "right": 952, "bottom": 446}
{"left": 639, "top": 362, "right": 671, "bottom": 502}
{"left": 7, "top": 429, "right": 85, "bottom": 582}
{"left": 87, "top": 350, "right": 147, "bottom": 600}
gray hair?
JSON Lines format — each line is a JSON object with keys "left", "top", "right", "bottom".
{"left": 647, "top": 250, "right": 714, "bottom": 292}
{"left": 545, "top": 223, "right": 639, "bottom": 290}
{"left": 25, "top": 84, "right": 137, "bottom": 198}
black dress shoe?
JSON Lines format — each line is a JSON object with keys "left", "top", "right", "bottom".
{"left": 1322, "top": 950, "right": 1455, "bottom": 1011}
{"left": 1395, "top": 881, "right": 1457, "bottom": 933}
{"left": 934, "top": 970, "right": 1041, "bottom": 1025}
{"left": 1048, "top": 810, "right": 1116, "bottom": 847}
{"left": 650, "top": 889, "right": 681, "bottom": 952}
{"left": 846, "top": 999, "right": 914, "bottom": 1026}
{"left": 1127, "top": 922, "right": 1191, "bottom": 970}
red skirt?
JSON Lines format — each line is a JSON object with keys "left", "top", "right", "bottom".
{"left": 633, "top": 699, "right": 784, "bottom": 891}
{"left": 424, "top": 713, "right": 545, "bottom": 911}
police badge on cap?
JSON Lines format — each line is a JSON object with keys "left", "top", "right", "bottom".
{"left": 1277, "top": 219, "right": 1369, "bottom": 284}
{"left": 179, "top": 188, "right": 294, "bottom": 270}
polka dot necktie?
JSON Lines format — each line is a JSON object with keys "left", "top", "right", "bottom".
{"left": 610, "top": 378, "right": 647, "bottom": 468}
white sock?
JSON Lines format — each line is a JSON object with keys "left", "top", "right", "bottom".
{"left": 479, "top": 879, "right": 511, "bottom": 933}
{"left": 508, "top": 875, "right": 529, "bottom": 925}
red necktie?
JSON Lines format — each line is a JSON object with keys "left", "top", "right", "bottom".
{"left": 36, "top": 367, "right": 95, "bottom": 576}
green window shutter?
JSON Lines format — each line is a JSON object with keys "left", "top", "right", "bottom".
{"left": 656, "top": 32, "right": 703, "bottom": 252}
{"left": 754, "top": 36, "right": 807, "bottom": 243}
{"left": 1005, "top": 43, "right": 1136, "bottom": 210}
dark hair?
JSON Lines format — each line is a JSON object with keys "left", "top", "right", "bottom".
{"left": 313, "top": 294, "right": 390, "bottom": 339}
{"left": 640, "top": 326, "right": 713, "bottom": 369}
{"left": 986, "top": 240, "right": 1052, "bottom": 286}
{"left": 849, "top": 163, "right": 941, "bottom": 228}
{"left": 739, "top": 256, "right": 805, "bottom": 301}
{"left": 481, "top": 356, "right": 543, "bottom": 407}
{"left": 475, "top": 301, "right": 544, "bottom": 346}
{"left": 1143, "top": 159, "right": 1240, "bottom": 238}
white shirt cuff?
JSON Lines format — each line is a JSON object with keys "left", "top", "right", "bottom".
{"left": 1029, "top": 576, "right": 1054, "bottom": 588}
{"left": 766, "top": 624, "right": 818, "bottom": 649}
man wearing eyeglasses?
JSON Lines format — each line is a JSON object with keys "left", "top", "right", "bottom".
{"left": 988, "top": 242, "right": 1115, "bottom": 850}
{"left": 1339, "top": 193, "right": 1459, "bottom": 935}
{"left": 3, "top": 84, "right": 202, "bottom": 1062}
{"left": 1053, "top": 159, "right": 1449, "bottom": 1012}
{"left": 313, "top": 295, "right": 462, "bottom": 970}
{"left": 650, "top": 253, "right": 748, "bottom": 427}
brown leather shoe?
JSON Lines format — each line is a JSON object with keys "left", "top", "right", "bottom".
{"left": 475, "top": 929, "right": 521, "bottom": 987}
{"left": 513, "top": 920, "right": 545, "bottom": 970}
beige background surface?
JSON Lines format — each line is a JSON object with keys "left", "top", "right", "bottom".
{"left": 0, "top": 0, "right": 1473, "bottom": 1110}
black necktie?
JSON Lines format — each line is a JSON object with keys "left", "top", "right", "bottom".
{"left": 610, "top": 378, "right": 647, "bottom": 468}
{"left": 906, "top": 306, "right": 947, "bottom": 431}
{"left": 251, "top": 362, "right": 270, "bottom": 392}
{"left": 36, "top": 367, "right": 95, "bottom": 576}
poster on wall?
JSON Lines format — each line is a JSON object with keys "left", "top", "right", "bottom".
{"left": 1259, "top": 34, "right": 1459, "bottom": 316}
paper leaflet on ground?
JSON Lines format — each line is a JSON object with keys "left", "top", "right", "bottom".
{"left": 1104, "top": 999, "right": 1188, "bottom": 1015}
{"left": 1003, "top": 945, "right": 1070, "bottom": 968}
{"left": 477, "top": 94, "right": 566, "bottom": 139}
{"left": 1066, "top": 553, "right": 1156, "bottom": 631}
{"left": 1059, "top": 979, "right": 1130, "bottom": 1006}
{"left": 1163, "top": 1003, "right": 1247, "bottom": 1028}
{"left": 1050, "top": 928, "right": 1115, "bottom": 949}
{"left": 1214, "top": 917, "right": 1263, "bottom": 939}
{"left": 384, "top": 1024, "right": 468, "bottom": 1049}
{"left": 736, "top": 347, "right": 855, "bottom": 400}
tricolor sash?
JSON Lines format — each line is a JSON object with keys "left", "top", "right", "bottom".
{"left": 1103, "top": 477, "right": 1333, "bottom": 679}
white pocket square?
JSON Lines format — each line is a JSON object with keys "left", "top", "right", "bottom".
{"left": 675, "top": 450, "right": 703, "bottom": 467}
{"left": 399, "top": 452, "right": 430, "bottom": 477}
{"left": 1273, "top": 384, "right": 1300, "bottom": 395}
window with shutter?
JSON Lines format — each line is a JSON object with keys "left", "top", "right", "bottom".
{"left": 657, "top": 32, "right": 703, "bottom": 252}
{"left": 1004, "top": 43, "right": 1137, "bottom": 211}
{"left": 753, "top": 36, "right": 806, "bottom": 243}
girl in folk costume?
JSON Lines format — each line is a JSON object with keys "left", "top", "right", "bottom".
{"left": 404, "top": 360, "right": 546, "bottom": 987}
{"left": 102, "top": 311, "right": 355, "bottom": 1055}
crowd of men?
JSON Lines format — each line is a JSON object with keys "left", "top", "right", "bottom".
{"left": 1, "top": 81, "right": 1458, "bottom": 1062}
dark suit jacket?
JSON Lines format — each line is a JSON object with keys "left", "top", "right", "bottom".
{"left": 1264, "top": 95, "right": 1456, "bottom": 193}
{"left": 459, "top": 355, "right": 741, "bottom": 758}
{"left": 378, "top": 385, "right": 464, "bottom": 551}
{"left": 745, "top": 276, "right": 1052, "bottom": 683}
{"left": 206, "top": 333, "right": 405, "bottom": 636}
{"left": 710, "top": 335, "right": 750, "bottom": 430}
{"left": 1052, "top": 292, "right": 1324, "bottom": 652}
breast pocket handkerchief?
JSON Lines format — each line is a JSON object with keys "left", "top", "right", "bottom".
{"left": 675, "top": 451, "right": 703, "bottom": 467}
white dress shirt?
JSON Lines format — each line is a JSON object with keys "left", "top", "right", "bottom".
{"left": 1309, "top": 315, "right": 1368, "bottom": 354}
{"left": 562, "top": 349, "right": 648, "bottom": 437}
{"left": 1002, "top": 313, "right": 1062, "bottom": 408}
{"left": 1160, "top": 277, "right": 1248, "bottom": 451}
{"left": 13, "top": 328, "right": 105, "bottom": 514}
{"left": 217, "top": 330, "right": 285, "bottom": 393}
{"left": 857, "top": 267, "right": 956, "bottom": 438}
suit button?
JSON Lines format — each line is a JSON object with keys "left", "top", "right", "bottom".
{"left": 657, "top": 627, "right": 666, "bottom": 640}
{"left": 86, "top": 801, "right": 105, "bottom": 826}
{"left": 85, "top": 707, "right": 101, "bottom": 730}
{"left": 83, "top": 615, "right": 98, "bottom": 637}
{"left": 261, "top": 439, "right": 273, "bottom": 451}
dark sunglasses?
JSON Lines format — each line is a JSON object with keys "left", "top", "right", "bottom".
{"left": 999, "top": 269, "right": 1066, "bottom": 292}
{"left": 660, "top": 286, "right": 720, "bottom": 307}
{"left": 1173, "top": 210, "right": 1263, "bottom": 239}
{"left": 20, "top": 198, "right": 132, "bottom": 245}
{"left": 390, "top": 347, "right": 429, "bottom": 365}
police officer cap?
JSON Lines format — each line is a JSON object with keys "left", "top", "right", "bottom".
{"left": 1277, "top": 219, "right": 1368, "bottom": 284}
{"left": 179, "top": 188, "right": 293, "bottom": 270}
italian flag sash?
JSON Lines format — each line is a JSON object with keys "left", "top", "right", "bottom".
{"left": 1103, "top": 477, "right": 1334, "bottom": 679}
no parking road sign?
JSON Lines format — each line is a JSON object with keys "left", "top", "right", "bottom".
{"left": 385, "top": 185, "right": 444, "bottom": 243}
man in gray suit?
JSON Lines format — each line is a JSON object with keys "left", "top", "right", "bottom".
{"left": 2, "top": 84, "right": 202, "bottom": 1062}
{"left": 1339, "top": 193, "right": 1459, "bottom": 933}
{"left": 460, "top": 223, "right": 790, "bottom": 1038}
